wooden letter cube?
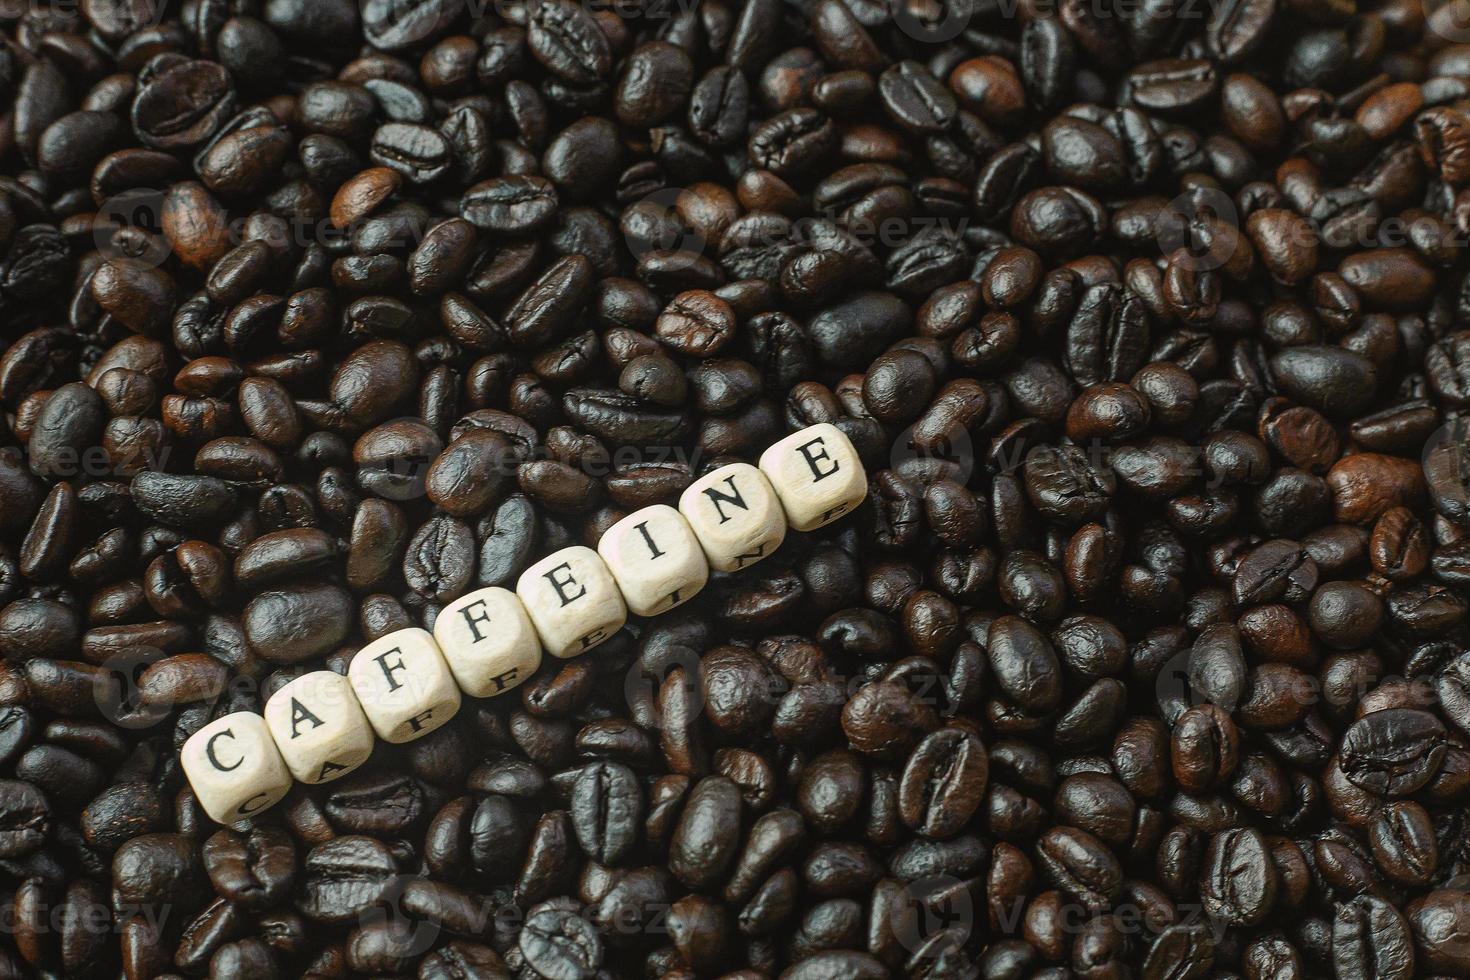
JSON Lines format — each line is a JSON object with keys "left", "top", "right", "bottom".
{"left": 263, "top": 671, "right": 375, "bottom": 784}
{"left": 598, "top": 505, "right": 709, "bottom": 617}
{"left": 759, "top": 423, "right": 867, "bottom": 531}
{"left": 678, "top": 462, "right": 787, "bottom": 571}
{"left": 433, "top": 587, "right": 543, "bottom": 697}
{"left": 347, "top": 628, "right": 462, "bottom": 743}
{"left": 516, "top": 546, "right": 627, "bottom": 658}
{"left": 181, "top": 711, "right": 292, "bottom": 825}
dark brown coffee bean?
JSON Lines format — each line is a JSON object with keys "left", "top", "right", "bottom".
{"left": 898, "top": 727, "right": 987, "bottom": 839}
{"left": 669, "top": 775, "right": 742, "bottom": 891}
{"left": 461, "top": 175, "right": 558, "bottom": 234}
{"left": 299, "top": 836, "right": 398, "bottom": 924}
{"left": 132, "top": 59, "right": 235, "bottom": 150}
{"left": 1339, "top": 708, "right": 1447, "bottom": 797}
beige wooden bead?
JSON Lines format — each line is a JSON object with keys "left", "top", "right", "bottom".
{"left": 759, "top": 423, "right": 867, "bottom": 531}
{"left": 433, "top": 587, "right": 543, "bottom": 697}
{"left": 597, "top": 505, "right": 709, "bottom": 617}
{"left": 181, "top": 711, "right": 292, "bottom": 825}
{"left": 347, "top": 628, "right": 462, "bottom": 743}
{"left": 677, "top": 462, "right": 787, "bottom": 572}
{"left": 516, "top": 546, "right": 627, "bottom": 658}
{"left": 263, "top": 671, "right": 375, "bottom": 784}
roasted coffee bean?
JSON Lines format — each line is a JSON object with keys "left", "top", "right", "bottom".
{"left": 461, "top": 176, "right": 558, "bottom": 234}
{"left": 1143, "top": 921, "right": 1216, "bottom": 980}
{"left": 370, "top": 123, "right": 451, "bottom": 185}
{"left": 528, "top": 0, "right": 612, "bottom": 84}
{"left": 0, "top": 779, "right": 48, "bottom": 858}
{"left": 131, "top": 59, "right": 235, "bottom": 151}
{"left": 1207, "top": 0, "right": 1275, "bottom": 63}
{"left": 1270, "top": 346, "right": 1379, "bottom": 418}
{"left": 669, "top": 776, "right": 742, "bottom": 890}
{"left": 1339, "top": 708, "right": 1448, "bottom": 797}
{"left": 360, "top": 0, "right": 460, "bottom": 52}
{"left": 1036, "top": 826, "right": 1122, "bottom": 912}
{"left": 1332, "top": 893, "right": 1415, "bottom": 980}
{"left": 202, "top": 827, "right": 296, "bottom": 910}
{"left": 1201, "top": 827, "right": 1276, "bottom": 926}
{"left": 569, "top": 761, "right": 642, "bottom": 866}
{"left": 878, "top": 61, "right": 957, "bottom": 134}
{"left": 897, "top": 727, "right": 988, "bottom": 839}
{"left": 0, "top": 6, "right": 1464, "bottom": 976}
{"left": 1172, "top": 704, "right": 1240, "bottom": 793}
{"left": 520, "top": 898, "right": 603, "bottom": 976}
{"left": 1368, "top": 800, "right": 1437, "bottom": 888}
{"left": 656, "top": 290, "right": 736, "bottom": 357}
{"left": 299, "top": 836, "right": 398, "bottom": 924}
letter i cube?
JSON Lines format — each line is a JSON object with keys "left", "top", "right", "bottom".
{"left": 181, "top": 711, "right": 292, "bottom": 825}
{"left": 677, "top": 462, "right": 787, "bottom": 572}
{"left": 758, "top": 423, "right": 867, "bottom": 531}
{"left": 433, "top": 587, "right": 543, "bottom": 697}
{"left": 347, "top": 628, "right": 462, "bottom": 743}
{"left": 598, "top": 505, "right": 709, "bottom": 617}
{"left": 516, "top": 546, "right": 627, "bottom": 658}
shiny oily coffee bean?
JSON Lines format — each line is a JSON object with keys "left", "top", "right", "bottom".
{"left": 0, "top": 3, "right": 1468, "bottom": 976}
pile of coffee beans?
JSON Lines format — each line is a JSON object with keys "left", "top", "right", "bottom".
{"left": 1, "top": 0, "right": 1469, "bottom": 976}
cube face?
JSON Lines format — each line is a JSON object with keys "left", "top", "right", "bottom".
{"left": 433, "top": 587, "right": 543, "bottom": 697}
{"left": 759, "top": 423, "right": 867, "bottom": 531}
{"left": 347, "top": 628, "right": 462, "bottom": 744}
{"left": 516, "top": 546, "right": 627, "bottom": 658}
{"left": 263, "top": 671, "right": 375, "bottom": 784}
{"left": 181, "top": 711, "right": 292, "bottom": 825}
{"left": 677, "top": 463, "right": 787, "bottom": 572}
{"left": 598, "top": 505, "right": 710, "bottom": 617}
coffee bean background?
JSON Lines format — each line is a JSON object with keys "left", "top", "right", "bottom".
{"left": 0, "top": 0, "right": 1468, "bottom": 977}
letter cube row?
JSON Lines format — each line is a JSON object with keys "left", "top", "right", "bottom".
{"left": 182, "top": 424, "right": 866, "bottom": 823}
